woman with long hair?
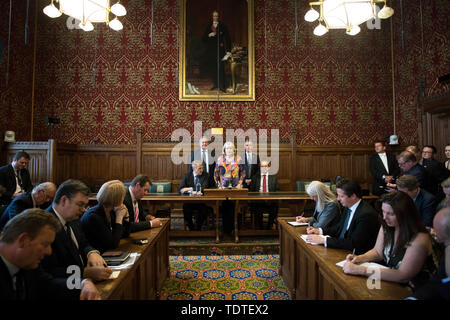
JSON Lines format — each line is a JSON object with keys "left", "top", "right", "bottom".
{"left": 296, "top": 181, "right": 340, "bottom": 229}
{"left": 343, "top": 191, "right": 435, "bottom": 289}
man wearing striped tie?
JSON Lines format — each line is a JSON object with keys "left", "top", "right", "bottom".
{"left": 249, "top": 161, "right": 280, "bottom": 230}
{"left": 123, "top": 174, "right": 161, "bottom": 233}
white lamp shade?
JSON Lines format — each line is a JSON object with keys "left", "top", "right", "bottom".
{"left": 313, "top": 23, "right": 328, "bottom": 36}
{"left": 59, "top": 0, "right": 108, "bottom": 23}
{"left": 43, "top": 3, "right": 62, "bottom": 18}
{"left": 323, "top": 0, "right": 374, "bottom": 29}
{"left": 109, "top": 18, "right": 123, "bottom": 31}
{"left": 111, "top": 3, "right": 127, "bottom": 16}
{"left": 346, "top": 24, "right": 361, "bottom": 35}
{"left": 79, "top": 21, "right": 94, "bottom": 31}
{"left": 304, "top": 8, "right": 319, "bottom": 22}
{"left": 378, "top": 6, "right": 394, "bottom": 19}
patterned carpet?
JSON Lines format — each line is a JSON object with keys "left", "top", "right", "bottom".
{"left": 160, "top": 254, "right": 291, "bottom": 300}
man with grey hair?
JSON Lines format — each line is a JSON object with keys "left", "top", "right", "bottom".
{"left": 396, "top": 174, "right": 436, "bottom": 227}
{"left": 0, "top": 208, "right": 99, "bottom": 300}
{"left": 0, "top": 182, "right": 57, "bottom": 231}
{"left": 179, "top": 160, "right": 214, "bottom": 230}
{"left": 190, "top": 136, "right": 216, "bottom": 186}
{"left": 408, "top": 207, "right": 450, "bottom": 300}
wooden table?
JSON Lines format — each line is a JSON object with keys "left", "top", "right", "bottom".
{"left": 95, "top": 218, "right": 170, "bottom": 300}
{"left": 278, "top": 217, "right": 411, "bottom": 300}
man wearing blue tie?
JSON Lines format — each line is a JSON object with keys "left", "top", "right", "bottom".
{"left": 305, "top": 178, "right": 380, "bottom": 255}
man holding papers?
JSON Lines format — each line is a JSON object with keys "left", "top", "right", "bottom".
{"left": 305, "top": 178, "right": 379, "bottom": 255}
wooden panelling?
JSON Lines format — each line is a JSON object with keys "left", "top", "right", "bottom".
{"left": 6, "top": 139, "right": 404, "bottom": 193}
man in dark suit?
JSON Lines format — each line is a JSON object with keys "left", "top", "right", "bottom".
{"left": 124, "top": 174, "right": 161, "bottom": 232}
{"left": 0, "top": 182, "right": 56, "bottom": 231}
{"left": 369, "top": 140, "right": 400, "bottom": 196}
{"left": 0, "top": 208, "right": 99, "bottom": 300}
{"left": 189, "top": 136, "right": 216, "bottom": 186}
{"left": 242, "top": 139, "right": 260, "bottom": 189}
{"left": 179, "top": 160, "right": 214, "bottom": 231}
{"left": 249, "top": 161, "right": 280, "bottom": 230}
{"left": 0, "top": 151, "right": 33, "bottom": 205}
{"left": 202, "top": 10, "right": 231, "bottom": 92}
{"left": 408, "top": 207, "right": 450, "bottom": 300}
{"left": 396, "top": 174, "right": 436, "bottom": 228}
{"left": 306, "top": 178, "right": 380, "bottom": 255}
{"left": 420, "top": 145, "right": 448, "bottom": 197}
{"left": 40, "top": 179, "right": 112, "bottom": 282}
{"left": 392, "top": 151, "right": 429, "bottom": 192}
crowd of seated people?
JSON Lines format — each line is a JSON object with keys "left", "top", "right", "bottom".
{"left": 1, "top": 141, "right": 449, "bottom": 300}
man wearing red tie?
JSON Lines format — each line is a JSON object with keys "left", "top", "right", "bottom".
{"left": 123, "top": 174, "right": 161, "bottom": 233}
{"left": 249, "top": 161, "right": 280, "bottom": 230}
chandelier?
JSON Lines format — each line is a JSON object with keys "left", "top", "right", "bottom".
{"left": 304, "top": 0, "right": 394, "bottom": 36}
{"left": 43, "top": 0, "right": 127, "bottom": 31}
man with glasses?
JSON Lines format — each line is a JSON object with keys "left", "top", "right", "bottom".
{"left": 41, "top": 179, "right": 112, "bottom": 282}
{"left": 387, "top": 151, "right": 429, "bottom": 192}
{"left": 0, "top": 182, "right": 56, "bottom": 231}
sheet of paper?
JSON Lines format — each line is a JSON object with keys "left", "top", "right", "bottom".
{"left": 300, "top": 234, "right": 320, "bottom": 245}
{"left": 109, "top": 271, "right": 120, "bottom": 279}
{"left": 288, "top": 221, "right": 309, "bottom": 226}
{"left": 109, "top": 252, "right": 141, "bottom": 271}
{"left": 336, "top": 260, "right": 389, "bottom": 269}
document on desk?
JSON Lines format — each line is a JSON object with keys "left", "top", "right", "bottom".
{"left": 288, "top": 221, "right": 309, "bottom": 226}
{"left": 109, "top": 271, "right": 120, "bottom": 279}
{"left": 300, "top": 234, "right": 320, "bottom": 245}
{"left": 109, "top": 252, "right": 141, "bottom": 271}
{"left": 336, "top": 260, "right": 389, "bottom": 269}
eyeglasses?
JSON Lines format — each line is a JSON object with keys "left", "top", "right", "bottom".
{"left": 422, "top": 151, "right": 433, "bottom": 154}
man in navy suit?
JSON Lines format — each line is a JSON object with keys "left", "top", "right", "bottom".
{"left": 249, "top": 161, "right": 280, "bottom": 229}
{"left": 306, "top": 178, "right": 380, "bottom": 255}
{"left": 179, "top": 160, "right": 214, "bottom": 231}
{"left": 40, "top": 179, "right": 112, "bottom": 282}
{"left": 0, "top": 208, "right": 99, "bottom": 300}
{"left": 390, "top": 151, "right": 429, "bottom": 192}
{"left": 396, "top": 174, "right": 436, "bottom": 228}
{"left": 0, "top": 182, "right": 56, "bottom": 231}
{"left": 0, "top": 151, "right": 33, "bottom": 205}
{"left": 242, "top": 139, "right": 260, "bottom": 189}
{"left": 123, "top": 174, "right": 161, "bottom": 232}
{"left": 189, "top": 136, "right": 216, "bottom": 187}
{"left": 369, "top": 140, "right": 400, "bottom": 195}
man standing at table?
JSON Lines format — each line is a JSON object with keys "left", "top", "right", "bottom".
{"left": 242, "top": 139, "right": 260, "bottom": 190}
{"left": 123, "top": 174, "right": 161, "bottom": 232}
{"left": 306, "top": 178, "right": 380, "bottom": 254}
{"left": 249, "top": 161, "right": 280, "bottom": 230}
{"left": 0, "top": 151, "right": 33, "bottom": 205}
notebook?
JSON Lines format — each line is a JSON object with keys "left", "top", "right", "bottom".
{"left": 102, "top": 251, "right": 131, "bottom": 266}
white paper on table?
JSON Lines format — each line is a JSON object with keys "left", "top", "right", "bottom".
{"left": 336, "top": 260, "right": 389, "bottom": 269}
{"left": 109, "top": 252, "right": 141, "bottom": 271}
{"left": 300, "top": 234, "right": 320, "bottom": 245}
{"left": 109, "top": 271, "right": 120, "bottom": 279}
{"left": 288, "top": 221, "right": 309, "bottom": 226}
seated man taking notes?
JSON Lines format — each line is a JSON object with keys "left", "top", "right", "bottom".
{"left": 305, "top": 178, "right": 380, "bottom": 255}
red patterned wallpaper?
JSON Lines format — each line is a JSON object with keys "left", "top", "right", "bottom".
{"left": 392, "top": 0, "right": 450, "bottom": 145}
{"left": 0, "top": 0, "right": 36, "bottom": 141}
{"left": 1, "top": 1, "right": 448, "bottom": 146}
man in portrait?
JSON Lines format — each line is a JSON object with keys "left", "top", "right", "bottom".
{"left": 202, "top": 10, "right": 231, "bottom": 93}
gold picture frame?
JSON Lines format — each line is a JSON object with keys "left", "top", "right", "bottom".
{"left": 179, "top": 0, "right": 255, "bottom": 101}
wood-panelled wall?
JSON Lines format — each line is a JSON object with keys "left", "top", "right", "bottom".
{"left": 4, "top": 134, "right": 404, "bottom": 193}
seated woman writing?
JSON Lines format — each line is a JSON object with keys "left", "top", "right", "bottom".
{"left": 343, "top": 190, "right": 436, "bottom": 290}
{"left": 81, "top": 180, "right": 130, "bottom": 253}
{"left": 296, "top": 180, "right": 340, "bottom": 229}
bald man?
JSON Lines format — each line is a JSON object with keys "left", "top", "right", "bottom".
{"left": 0, "top": 182, "right": 56, "bottom": 231}
{"left": 409, "top": 207, "right": 450, "bottom": 300}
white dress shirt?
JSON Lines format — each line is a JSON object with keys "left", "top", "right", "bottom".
{"left": 378, "top": 152, "right": 389, "bottom": 174}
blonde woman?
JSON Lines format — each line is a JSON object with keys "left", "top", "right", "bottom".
{"left": 214, "top": 141, "right": 246, "bottom": 189}
{"left": 296, "top": 181, "right": 340, "bottom": 229}
{"left": 81, "top": 180, "right": 130, "bottom": 253}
